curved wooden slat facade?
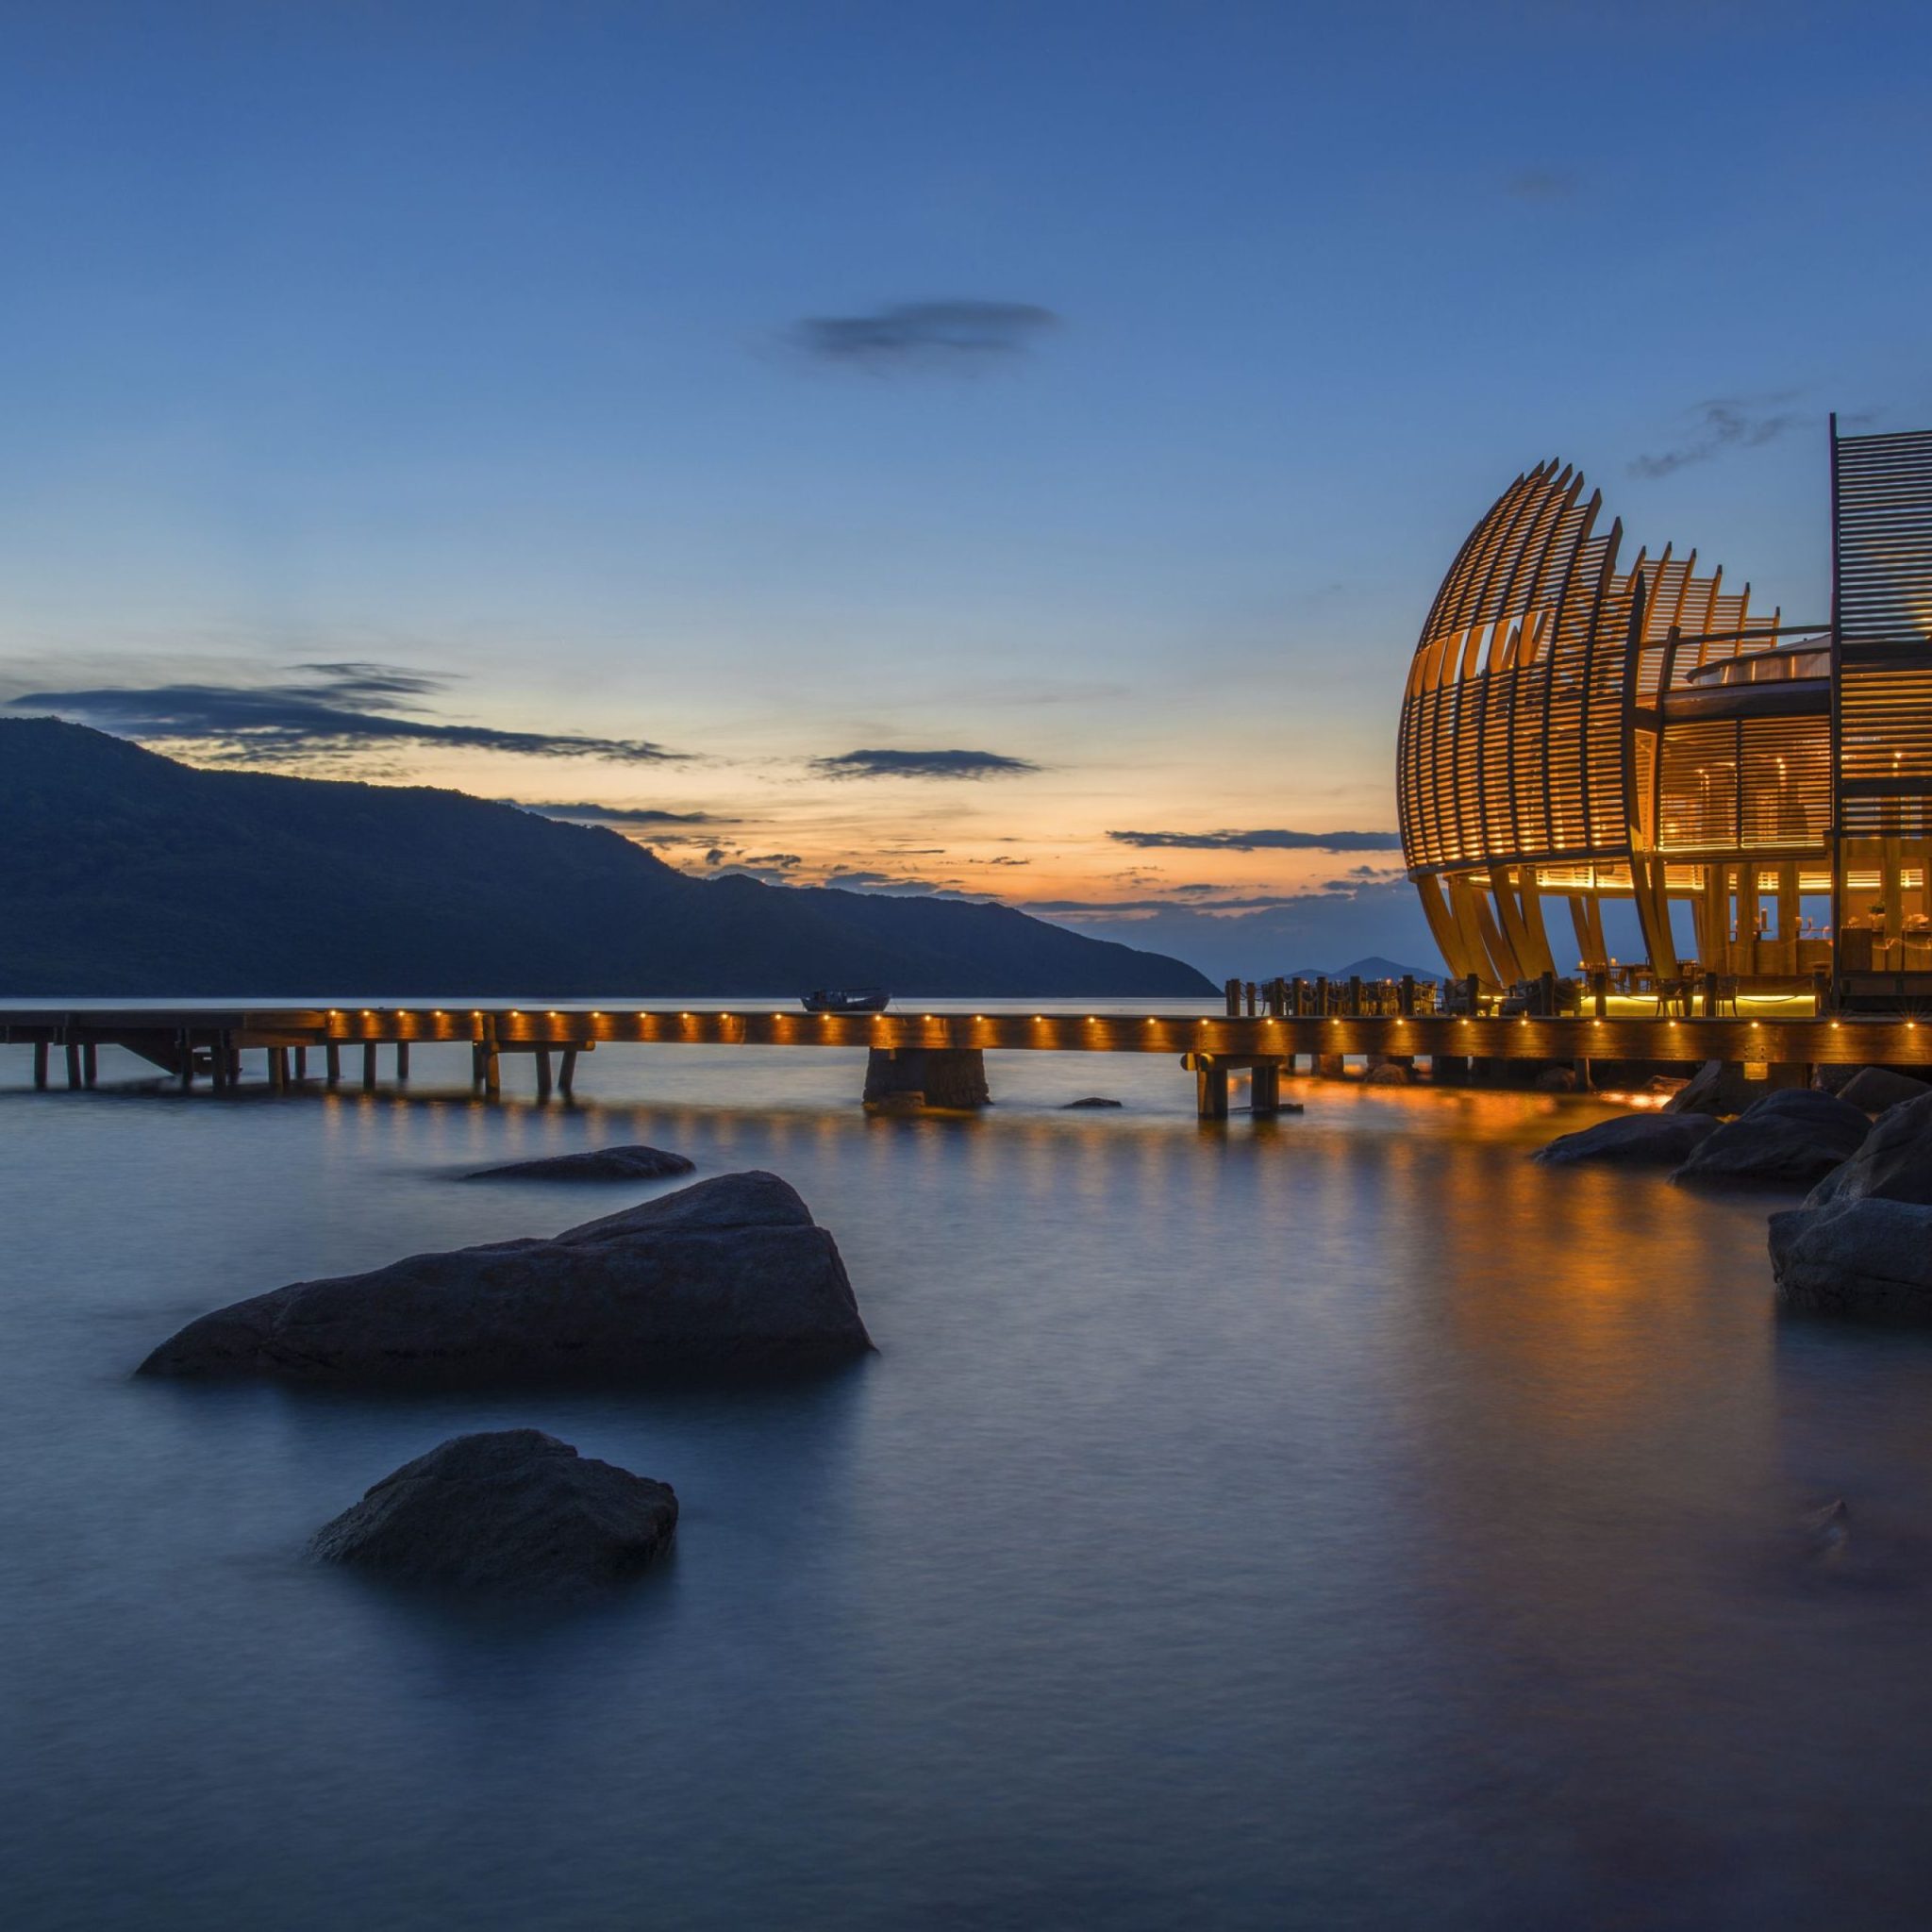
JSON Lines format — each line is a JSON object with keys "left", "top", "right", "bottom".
{"left": 1397, "top": 428, "right": 1932, "bottom": 998}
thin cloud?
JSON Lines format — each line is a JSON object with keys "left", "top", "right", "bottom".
{"left": 1025, "top": 892, "right": 1331, "bottom": 917}
{"left": 1108, "top": 827, "right": 1402, "bottom": 853}
{"left": 792, "top": 299, "right": 1058, "bottom": 371}
{"left": 823, "top": 868, "right": 957, "bottom": 895}
{"left": 813, "top": 747, "right": 1041, "bottom": 780}
{"left": 1506, "top": 167, "right": 1578, "bottom": 199}
{"left": 518, "top": 802, "right": 721, "bottom": 825}
{"left": 1629, "top": 396, "right": 1803, "bottom": 479}
{"left": 12, "top": 666, "right": 680, "bottom": 765}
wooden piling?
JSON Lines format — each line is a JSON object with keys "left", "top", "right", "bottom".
{"left": 1250, "top": 1059, "right": 1283, "bottom": 1114}
{"left": 1194, "top": 1057, "right": 1230, "bottom": 1119}
{"left": 361, "top": 1042, "right": 376, "bottom": 1091}
{"left": 535, "top": 1048, "right": 554, "bottom": 1099}
{"left": 63, "top": 1041, "right": 81, "bottom": 1089}
{"left": 83, "top": 1042, "right": 98, "bottom": 1087}
{"left": 395, "top": 1042, "right": 409, "bottom": 1082}
{"left": 325, "top": 1042, "right": 341, "bottom": 1086}
{"left": 558, "top": 1047, "right": 578, "bottom": 1098}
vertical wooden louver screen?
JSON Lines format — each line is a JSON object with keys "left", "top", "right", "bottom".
{"left": 1834, "top": 426, "right": 1932, "bottom": 836}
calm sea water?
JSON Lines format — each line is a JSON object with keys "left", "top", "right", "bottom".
{"left": 7, "top": 1001, "right": 1932, "bottom": 1931}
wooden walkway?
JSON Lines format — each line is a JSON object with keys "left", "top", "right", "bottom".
{"left": 6, "top": 1003, "right": 1932, "bottom": 1116}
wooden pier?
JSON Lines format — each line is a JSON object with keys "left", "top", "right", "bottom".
{"left": 6, "top": 1002, "right": 1932, "bottom": 1117}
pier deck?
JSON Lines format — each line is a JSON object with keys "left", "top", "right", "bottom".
{"left": 5, "top": 1003, "right": 1932, "bottom": 1116}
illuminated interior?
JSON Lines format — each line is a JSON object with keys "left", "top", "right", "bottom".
{"left": 1397, "top": 425, "right": 1932, "bottom": 1004}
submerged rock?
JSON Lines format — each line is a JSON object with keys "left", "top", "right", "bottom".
{"left": 310, "top": 1430, "right": 677, "bottom": 1594}
{"left": 1671, "top": 1088, "right": 1872, "bottom": 1191}
{"left": 138, "top": 1170, "right": 874, "bottom": 1386}
{"left": 467, "top": 1144, "right": 695, "bottom": 1182}
{"left": 1061, "top": 1097, "right": 1124, "bottom": 1109}
{"left": 1806, "top": 1091, "right": 1932, "bottom": 1208}
{"left": 1533, "top": 1110, "right": 1718, "bottom": 1167}
{"left": 1837, "top": 1066, "right": 1932, "bottom": 1114}
{"left": 1770, "top": 1197, "right": 1932, "bottom": 1321}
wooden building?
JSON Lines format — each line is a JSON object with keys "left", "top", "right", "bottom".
{"left": 1398, "top": 421, "right": 1932, "bottom": 1005}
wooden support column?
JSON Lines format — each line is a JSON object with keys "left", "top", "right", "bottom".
{"left": 395, "top": 1042, "right": 409, "bottom": 1082}
{"left": 83, "top": 1042, "right": 98, "bottom": 1088}
{"left": 1250, "top": 1059, "right": 1283, "bottom": 1114}
{"left": 64, "top": 1041, "right": 82, "bottom": 1089}
{"left": 558, "top": 1048, "right": 578, "bottom": 1098}
{"left": 361, "top": 1042, "right": 377, "bottom": 1091}
{"left": 178, "top": 1030, "right": 193, "bottom": 1091}
{"left": 535, "top": 1048, "right": 554, "bottom": 1099}
{"left": 268, "top": 1047, "right": 288, "bottom": 1093}
{"left": 32, "top": 1041, "right": 49, "bottom": 1090}
{"left": 325, "top": 1042, "right": 341, "bottom": 1086}
{"left": 294, "top": 1047, "right": 308, "bottom": 1082}
{"left": 480, "top": 1020, "right": 501, "bottom": 1099}
{"left": 1194, "top": 1057, "right": 1230, "bottom": 1120}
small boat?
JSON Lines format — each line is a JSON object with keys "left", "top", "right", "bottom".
{"left": 800, "top": 988, "right": 891, "bottom": 1014}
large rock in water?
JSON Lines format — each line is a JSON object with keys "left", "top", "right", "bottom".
{"left": 310, "top": 1430, "right": 677, "bottom": 1594}
{"left": 1770, "top": 1199, "right": 1932, "bottom": 1322}
{"left": 138, "top": 1171, "right": 873, "bottom": 1386}
{"left": 1533, "top": 1110, "right": 1718, "bottom": 1167}
{"left": 467, "top": 1144, "right": 694, "bottom": 1181}
{"left": 1670, "top": 1088, "right": 1872, "bottom": 1191}
{"left": 1837, "top": 1066, "right": 1932, "bottom": 1114}
{"left": 1804, "top": 1091, "right": 1932, "bottom": 1208}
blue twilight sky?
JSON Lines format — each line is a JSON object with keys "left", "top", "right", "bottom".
{"left": 2, "top": 0, "right": 1928, "bottom": 977}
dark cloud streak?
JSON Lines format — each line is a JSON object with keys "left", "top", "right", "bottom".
{"left": 814, "top": 747, "right": 1040, "bottom": 780}
{"left": 1629, "top": 397, "right": 1802, "bottom": 478}
{"left": 792, "top": 299, "right": 1058, "bottom": 370}
{"left": 10, "top": 667, "right": 680, "bottom": 765}
{"left": 519, "top": 802, "right": 720, "bottom": 825}
{"left": 1108, "top": 826, "right": 1402, "bottom": 853}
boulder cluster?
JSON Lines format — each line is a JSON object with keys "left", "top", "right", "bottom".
{"left": 1536, "top": 1067, "right": 1932, "bottom": 1324}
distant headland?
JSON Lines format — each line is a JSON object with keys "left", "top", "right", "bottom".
{"left": 0, "top": 718, "right": 1213, "bottom": 999}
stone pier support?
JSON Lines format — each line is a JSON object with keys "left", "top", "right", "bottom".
{"left": 863, "top": 1047, "right": 991, "bottom": 1110}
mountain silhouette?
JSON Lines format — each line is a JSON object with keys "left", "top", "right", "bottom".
{"left": 0, "top": 719, "right": 1214, "bottom": 999}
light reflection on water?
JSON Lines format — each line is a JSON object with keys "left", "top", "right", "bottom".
{"left": 6, "top": 1041, "right": 1932, "bottom": 1929}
